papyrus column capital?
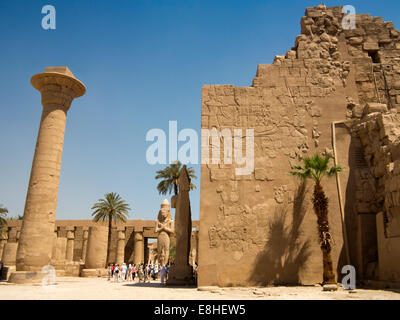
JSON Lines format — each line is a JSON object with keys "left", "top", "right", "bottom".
{"left": 31, "top": 67, "right": 86, "bottom": 110}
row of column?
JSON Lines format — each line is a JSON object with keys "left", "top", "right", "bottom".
{"left": 84, "top": 226, "right": 145, "bottom": 269}
{"left": 51, "top": 226, "right": 89, "bottom": 264}
{"left": 1, "top": 225, "right": 145, "bottom": 268}
{"left": 2, "top": 224, "right": 198, "bottom": 272}
{"left": 115, "top": 227, "right": 144, "bottom": 265}
{"left": 0, "top": 229, "right": 20, "bottom": 268}
{"left": 1, "top": 226, "right": 89, "bottom": 269}
{"left": 110, "top": 226, "right": 146, "bottom": 266}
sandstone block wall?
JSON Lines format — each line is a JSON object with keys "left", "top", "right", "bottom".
{"left": 376, "top": 212, "right": 400, "bottom": 282}
{"left": 199, "top": 5, "right": 400, "bottom": 286}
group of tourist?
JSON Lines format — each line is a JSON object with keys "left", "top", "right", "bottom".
{"left": 108, "top": 262, "right": 170, "bottom": 284}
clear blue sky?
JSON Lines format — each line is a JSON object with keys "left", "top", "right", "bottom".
{"left": 0, "top": 0, "right": 399, "bottom": 220}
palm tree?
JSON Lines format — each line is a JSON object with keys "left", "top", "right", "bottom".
{"left": 289, "top": 153, "right": 343, "bottom": 287}
{"left": 91, "top": 193, "right": 131, "bottom": 266}
{"left": 0, "top": 204, "right": 8, "bottom": 234}
{"left": 155, "top": 161, "right": 197, "bottom": 195}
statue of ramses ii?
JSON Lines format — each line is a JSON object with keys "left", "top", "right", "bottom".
{"left": 155, "top": 199, "right": 174, "bottom": 266}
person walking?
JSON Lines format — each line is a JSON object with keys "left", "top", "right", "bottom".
{"left": 121, "top": 263, "right": 127, "bottom": 281}
{"left": 132, "top": 264, "right": 137, "bottom": 281}
{"left": 138, "top": 266, "right": 144, "bottom": 283}
{"left": 153, "top": 264, "right": 159, "bottom": 280}
{"left": 127, "top": 264, "right": 132, "bottom": 282}
{"left": 114, "top": 264, "right": 120, "bottom": 283}
{"left": 148, "top": 264, "right": 152, "bottom": 281}
{"left": 144, "top": 264, "right": 150, "bottom": 283}
{"left": 108, "top": 264, "right": 112, "bottom": 281}
{"left": 160, "top": 265, "right": 167, "bottom": 284}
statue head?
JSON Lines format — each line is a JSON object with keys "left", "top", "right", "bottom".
{"left": 158, "top": 199, "right": 172, "bottom": 222}
{"left": 161, "top": 199, "right": 170, "bottom": 209}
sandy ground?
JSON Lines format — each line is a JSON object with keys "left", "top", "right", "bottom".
{"left": 0, "top": 277, "right": 399, "bottom": 300}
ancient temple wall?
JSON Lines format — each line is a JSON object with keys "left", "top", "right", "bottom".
{"left": 376, "top": 212, "right": 400, "bottom": 283}
{"left": 198, "top": 5, "right": 400, "bottom": 287}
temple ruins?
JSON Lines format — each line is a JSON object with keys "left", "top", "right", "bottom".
{"left": 1, "top": 219, "right": 199, "bottom": 280}
{"left": 1, "top": 5, "right": 400, "bottom": 289}
{"left": 198, "top": 5, "right": 400, "bottom": 288}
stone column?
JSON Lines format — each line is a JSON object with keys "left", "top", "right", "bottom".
{"left": 1, "top": 242, "right": 18, "bottom": 281}
{"left": 65, "top": 227, "right": 75, "bottom": 262}
{"left": 116, "top": 228, "right": 126, "bottom": 265}
{"left": 0, "top": 235, "right": 7, "bottom": 258}
{"left": 81, "top": 228, "right": 89, "bottom": 262}
{"left": 8, "top": 227, "right": 17, "bottom": 243}
{"left": 82, "top": 226, "right": 109, "bottom": 277}
{"left": 2, "top": 243, "right": 18, "bottom": 266}
{"left": 144, "top": 238, "right": 149, "bottom": 264}
{"left": 0, "top": 233, "right": 8, "bottom": 259}
{"left": 10, "top": 67, "right": 85, "bottom": 284}
{"left": 133, "top": 227, "right": 144, "bottom": 264}
{"left": 51, "top": 227, "right": 67, "bottom": 274}
{"left": 0, "top": 233, "right": 8, "bottom": 280}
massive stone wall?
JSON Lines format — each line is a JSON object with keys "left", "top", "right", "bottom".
{"left": 198, "top": 5, "right": 400, "bottom": 287}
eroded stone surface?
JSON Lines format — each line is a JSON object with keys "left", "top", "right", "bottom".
{"left": 199, "top": 5, "right": 400, "bottom": 287}
{"left": 167, "top": 166, "right": 195, "bottom": 285}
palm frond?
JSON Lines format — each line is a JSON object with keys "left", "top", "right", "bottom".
{"left": 289, "top": 153, "right": 344, "bottom": 183}
{"left": 155, "top": 161, "right": 197, "bottom": 195}
{"left": 91, "top": 193, "right": 131, "bottom": 223}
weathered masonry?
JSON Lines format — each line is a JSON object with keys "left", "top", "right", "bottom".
{"left": 199, "top": 5, "right": 400, "bottom": 287}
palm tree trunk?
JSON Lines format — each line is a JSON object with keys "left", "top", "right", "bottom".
{"left": 106, "top": 216, "right": 112, "bottom": 267}
{"left": 174, "top": 183, "right": 178, "bottom": 196}
{"left": 313, "top": 182, "right": 336, "bottom": 284}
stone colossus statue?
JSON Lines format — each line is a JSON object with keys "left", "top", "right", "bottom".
{"left": 155, "top": 199, "right": 174, "bottom": 266}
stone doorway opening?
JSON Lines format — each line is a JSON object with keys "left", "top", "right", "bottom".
{"left": 367, "top": 49, "right": 381, "bottom": 64}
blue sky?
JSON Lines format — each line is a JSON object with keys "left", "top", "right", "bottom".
{"left": 0, "top": 0, "right": 399, "bottom": 220}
